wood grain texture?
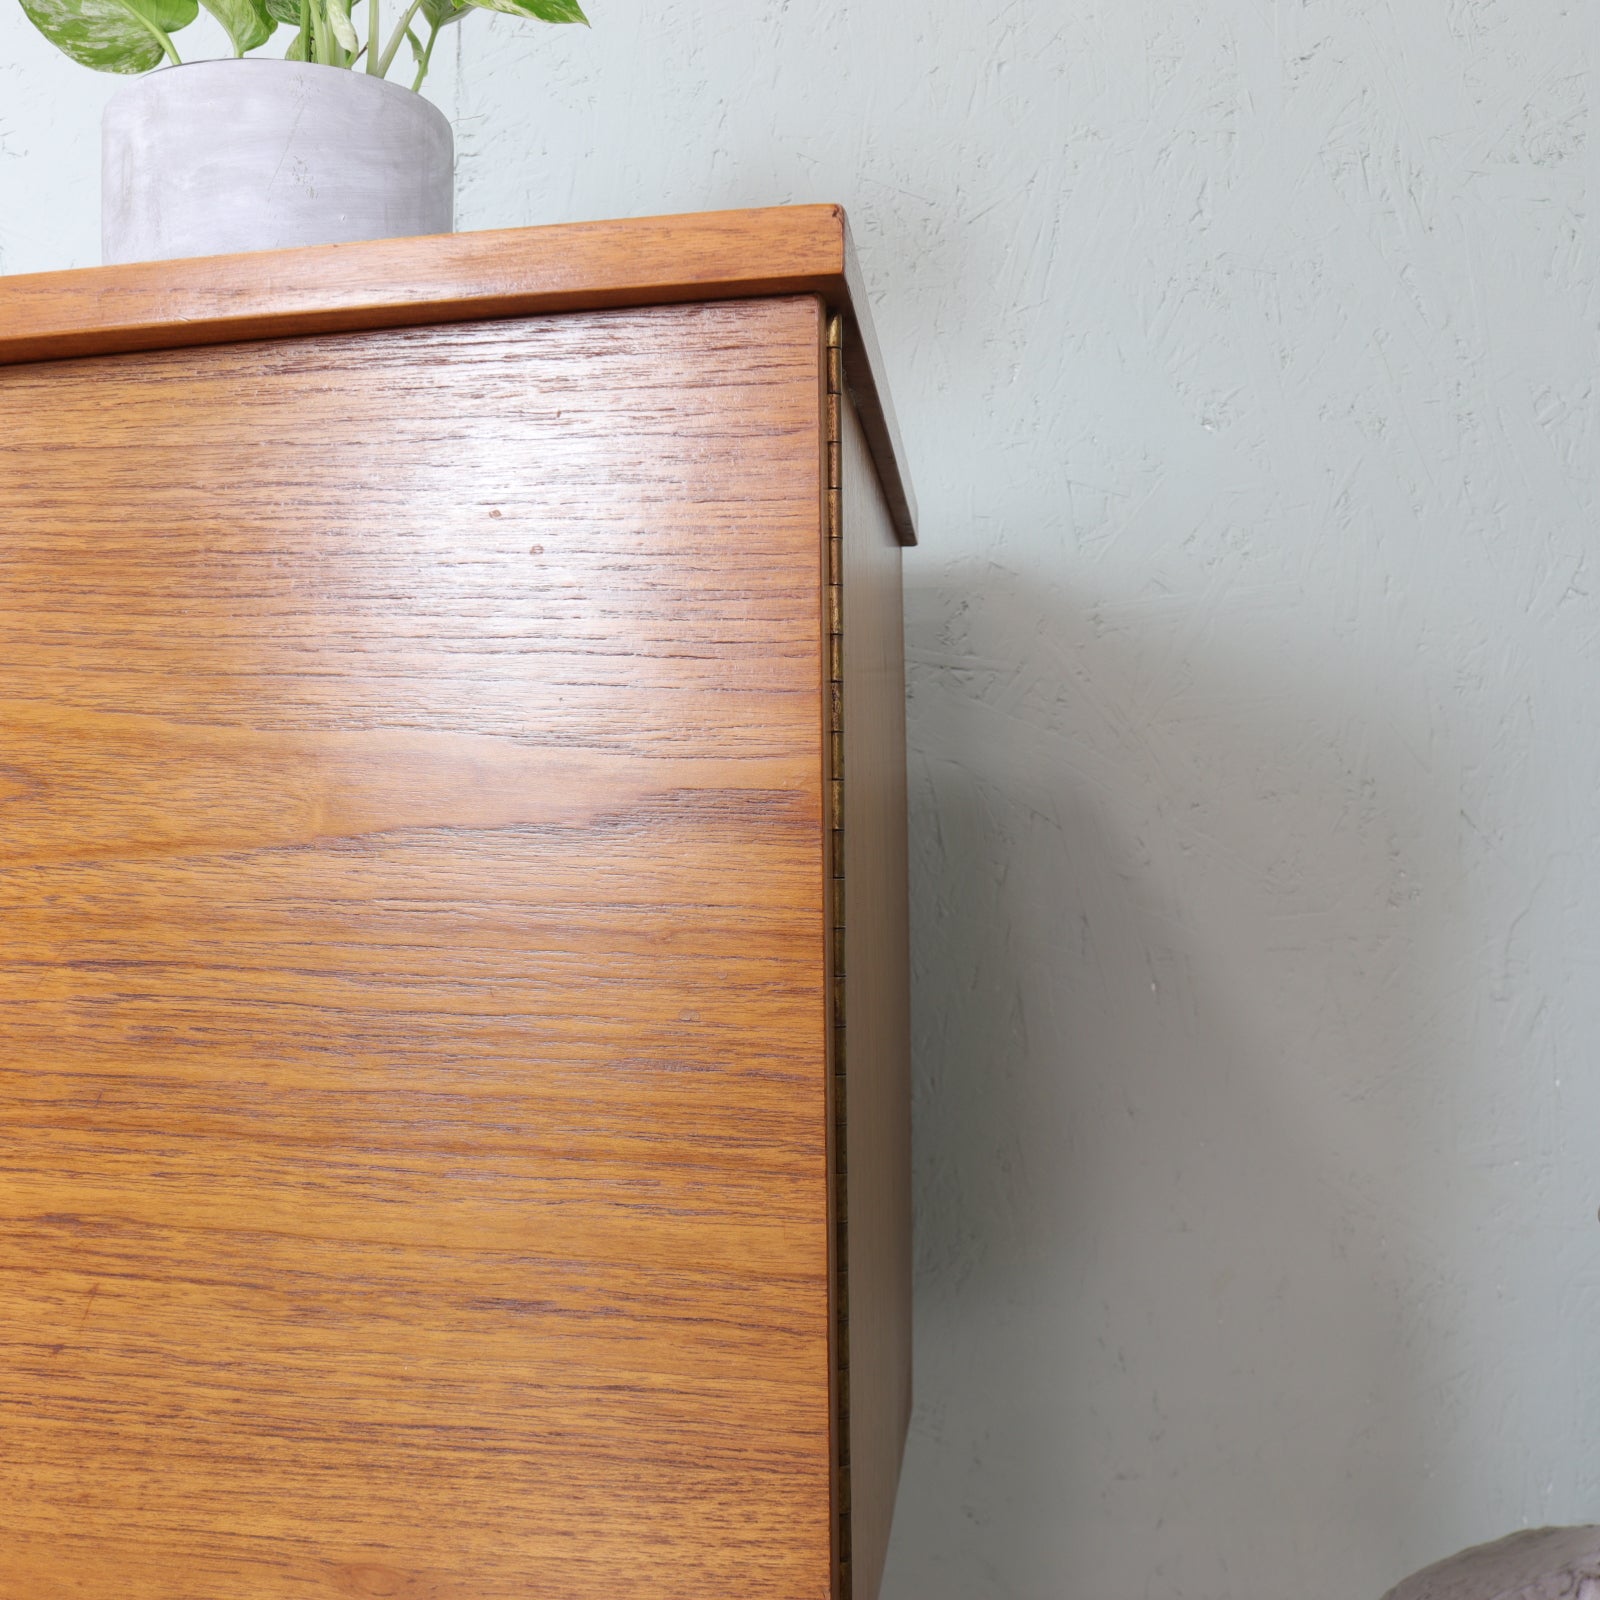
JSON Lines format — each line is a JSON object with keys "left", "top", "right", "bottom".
{"left": 0, "top": 206, "right": 916, "bottom": 547}
{"left": 835, "top": 391, "right": 914, "bottom": 1600}
{"left": 0, "top": 296, "right": 836, "bottom": 1599}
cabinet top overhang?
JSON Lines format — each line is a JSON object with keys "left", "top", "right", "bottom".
{"left": 0, "top": 204, "right": 916, "bottom": 544}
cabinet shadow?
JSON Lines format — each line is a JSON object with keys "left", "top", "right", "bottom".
{"left": 879, "top": 561, "right": 1472, "bottom": 1600}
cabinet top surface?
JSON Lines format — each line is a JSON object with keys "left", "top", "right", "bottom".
{"left": 0, "top": 203, "right": 916, "bottom": 542}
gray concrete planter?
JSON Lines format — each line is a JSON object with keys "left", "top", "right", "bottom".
{"left": 102, "top": 60, "right": 453, "bottom": 265}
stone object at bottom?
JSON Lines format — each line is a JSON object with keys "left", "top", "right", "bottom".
{"left": 1382, "top": 1526, "right": 1600, "bottom": 1600}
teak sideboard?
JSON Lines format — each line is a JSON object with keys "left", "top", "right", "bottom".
{"left": 0, "top": 207, "right": 913, "bottom": 1600}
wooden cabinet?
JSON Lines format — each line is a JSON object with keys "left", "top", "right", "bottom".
{"left": 0, "top": 207, "right": 913, "bottom": 1600}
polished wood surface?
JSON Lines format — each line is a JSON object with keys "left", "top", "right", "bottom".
{"left": 0, "top": 297, "right": 837, "bottom": 1598}
{"left": 0, "top": 206, "right": 916, "bottom": 547}
{"left": 836, "top": 390, "right": 914, "bottom": 1600}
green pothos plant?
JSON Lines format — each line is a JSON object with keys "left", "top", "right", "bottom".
{"left": 19, "top": 0, "right": 586, "bottom": 93}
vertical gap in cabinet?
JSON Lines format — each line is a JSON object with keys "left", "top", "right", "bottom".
{"left": 825, "top": 310, "right": 853, "bottom": 1600}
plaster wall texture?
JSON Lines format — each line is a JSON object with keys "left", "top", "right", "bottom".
{"left": 2, "top": 2, "right": 1598, "bottom": 1596}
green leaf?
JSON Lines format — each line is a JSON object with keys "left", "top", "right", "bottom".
{"left": 132, "top": 0, "right": 193, "bottom": 29}
{"left": 200, "top": 0, "right": 274, "bottom": 52}
{"left": 19, "top": 0, "right": 198, "bottom": 72}
{"left": 263, "top": 0, "right": 297, "bottom": 22}
{"left": 324, "top": 0, "right": 357, "bottom": 50}
{"left": 282, "top": 20, "right": 307, "bottom": 53}
{"left": 421, "top": 0, "right": 468, "bottom": 26}
{"left": 464, "top": 0, "right": 587, "bottom": 23}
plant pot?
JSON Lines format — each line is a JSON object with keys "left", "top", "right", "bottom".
{"left": 102, "top": 59, "right": 453, "bottom": 266}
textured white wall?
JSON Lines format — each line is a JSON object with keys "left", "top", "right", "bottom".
{"left": 4, "top": 3, "right": 1599, "bottom": 1596}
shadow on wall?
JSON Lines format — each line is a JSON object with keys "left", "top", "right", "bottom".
{"left": 879, "top": 561, "right": 1476, "bottom": 1600}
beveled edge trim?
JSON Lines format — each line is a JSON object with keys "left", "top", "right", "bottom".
{"left": 0, "top": 204, "right": 917, "bottom": 544}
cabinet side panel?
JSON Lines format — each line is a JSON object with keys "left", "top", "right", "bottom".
{"left": 840, "top": 390, "right": 913, "bottom": 1600}
{"left": 0, "top": 298, "right": 833, "bottom": 1600}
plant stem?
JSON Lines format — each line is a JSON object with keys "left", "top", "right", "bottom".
{"left": 410, "top": 18, "right": 438, "bottom": 90}
{"left": 113, "top": 0, "right": 182, "bottom": 63}
{"left": 373, "top": 0, "right": 423, "bottom": 77}
{"left": 366, "top": 0, "right": 380, "bottom": 72}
